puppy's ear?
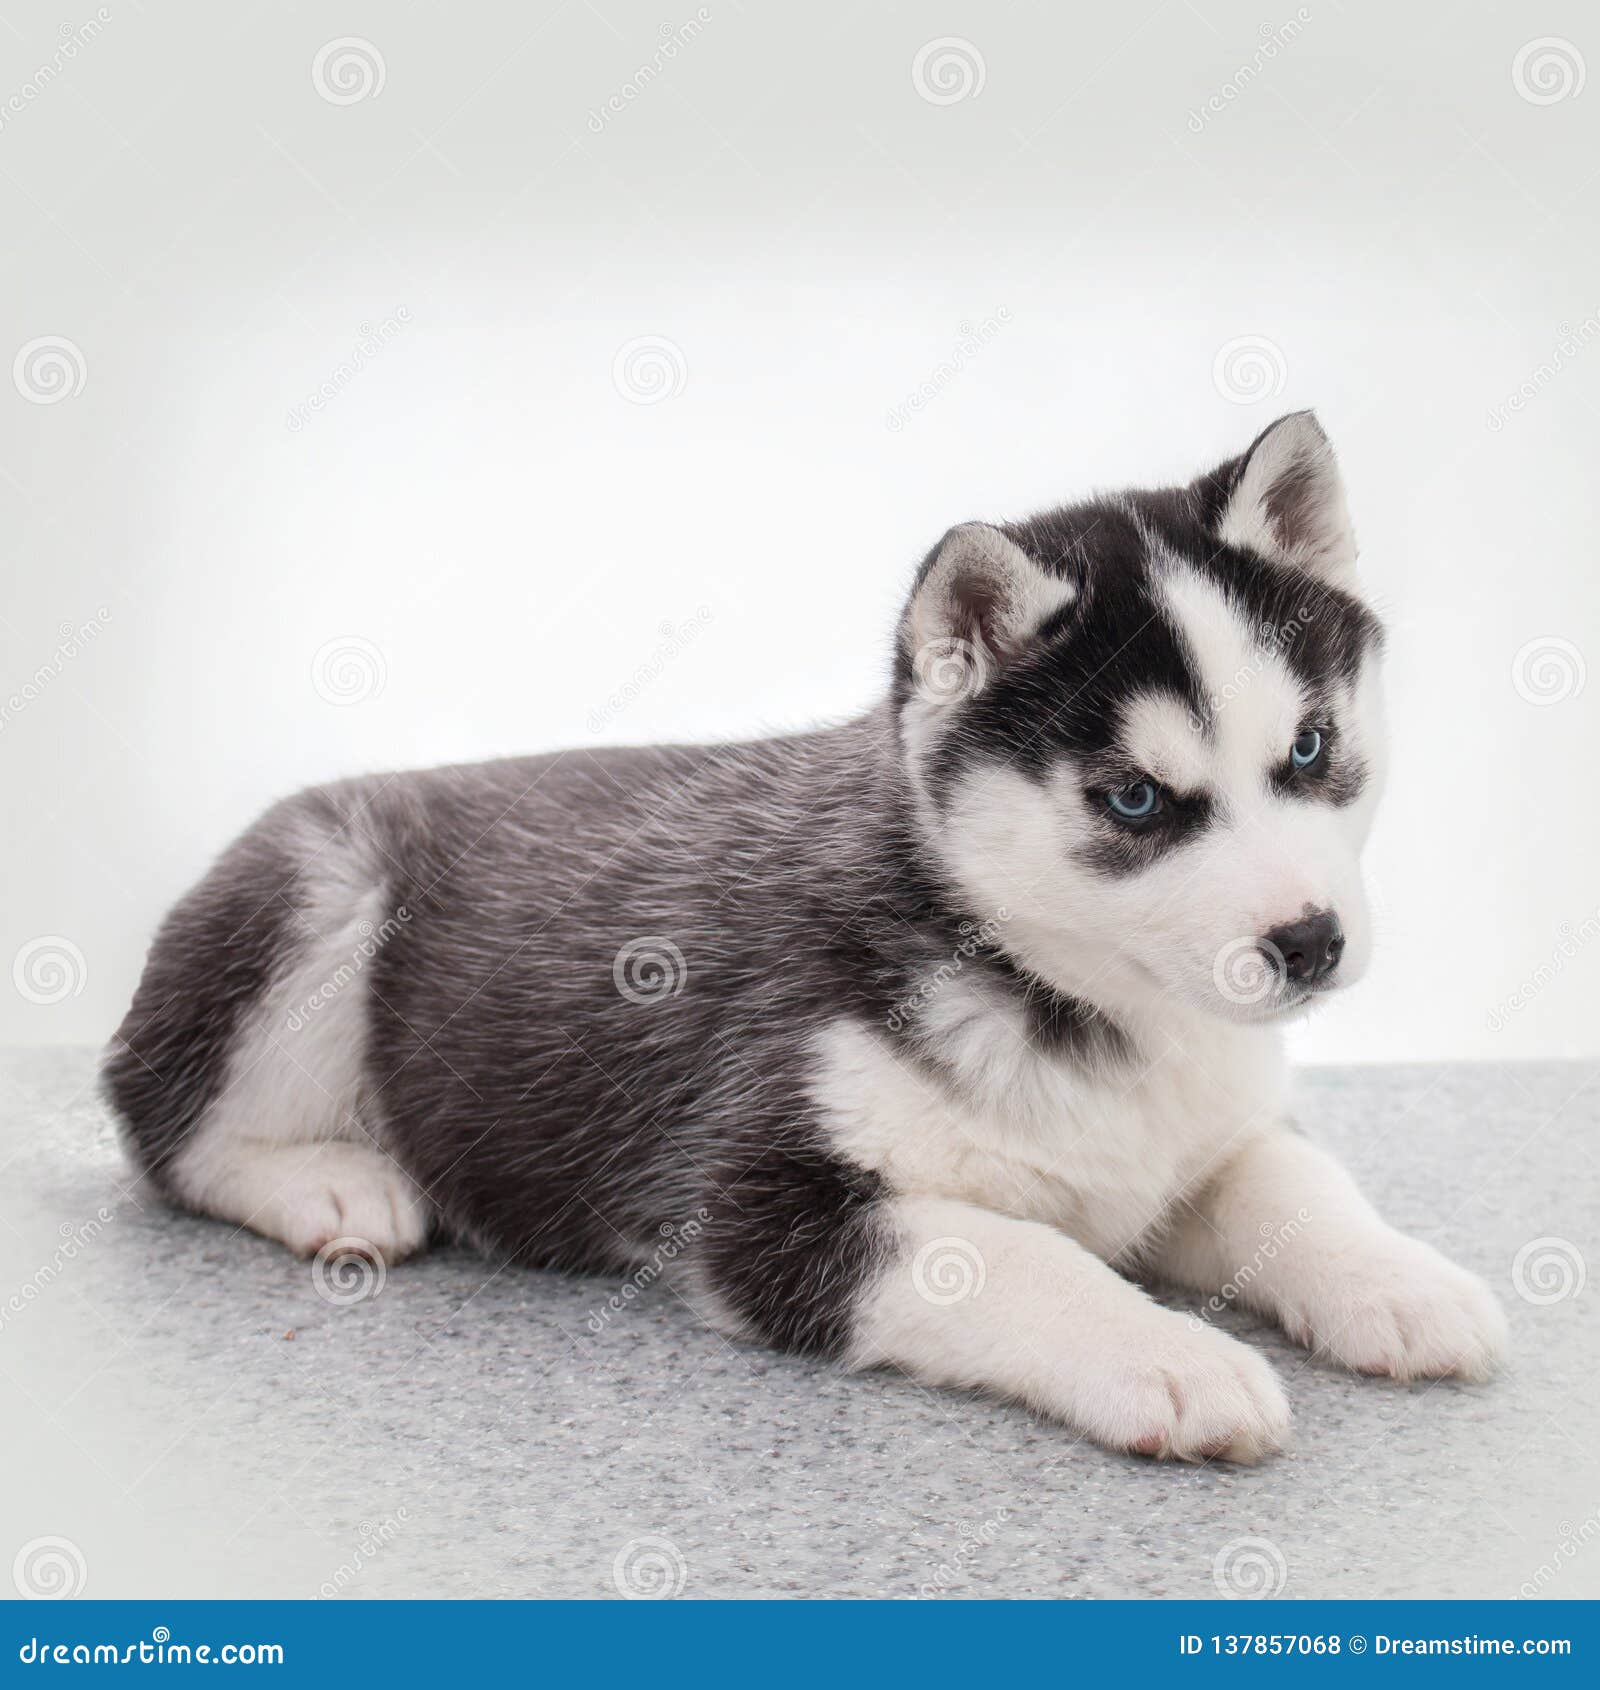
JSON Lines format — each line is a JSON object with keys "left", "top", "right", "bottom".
{"left": 1206, "top": 411, "right": 1357, "bottom": 586}
{"left": 902, "top": 523, "right": 1074, "bottom": 699}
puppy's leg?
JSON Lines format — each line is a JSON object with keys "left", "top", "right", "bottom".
{"left": 699, "top": 1161, "right": 1288, "bottom": 1462}
{"left": 849, "top": 1196, "right": 1289, "bottom": 1462}
{"left": 1155, "top": 1131, "right": 1507, "bottom": 1381}
{"left": 110, "top": 808, "right": 433, "bottom": 1267}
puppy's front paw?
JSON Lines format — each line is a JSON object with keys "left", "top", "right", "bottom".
{"left": 1281, "top": 1237, "right": 1508, "bottom": 1382}
{"left": 1087, "top": 1318, "right": 1291, "bottom": 1465}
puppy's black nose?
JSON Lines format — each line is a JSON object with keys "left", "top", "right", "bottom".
{"left": 1262, "top": 911, "right": 1344, "bottom": 986}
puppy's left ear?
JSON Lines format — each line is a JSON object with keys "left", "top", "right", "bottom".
{"left": 1205, "top": 410, "right": 1356, "bottom": 587}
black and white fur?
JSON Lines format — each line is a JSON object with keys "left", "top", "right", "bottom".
{"left": 105, "top": 412, "right": 1506, "bottom": 1462}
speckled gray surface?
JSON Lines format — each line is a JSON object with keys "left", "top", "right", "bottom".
{"left": 3, "top": 1049, "right": 1596, "bottom": 1601}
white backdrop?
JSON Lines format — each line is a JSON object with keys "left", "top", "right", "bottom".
{"left": 3, "top": 0, "right": 1597, "bottom": 1062}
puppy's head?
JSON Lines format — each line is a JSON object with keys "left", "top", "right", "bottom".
{"left": 894, "top": 411, "right": 1386, "bottom": 1026}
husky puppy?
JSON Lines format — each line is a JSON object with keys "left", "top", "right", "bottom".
{"left": 105, "top": 411, "right": 1505, "bottom": 1462}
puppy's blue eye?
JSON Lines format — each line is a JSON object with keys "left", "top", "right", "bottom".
{"left": 1107, "top": 781, "right": 1161, "bottom": 821}
{"left": 1290, "top": 728, "right": 1323, "bottom": 770}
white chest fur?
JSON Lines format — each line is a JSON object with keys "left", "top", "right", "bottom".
{"left": 810, "top": 978, "right": 1287, "bottom": 1265}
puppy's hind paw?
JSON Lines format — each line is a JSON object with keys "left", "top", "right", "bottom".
{"left": 196, "top": 1140, "right": 432, "bottom": 1266}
